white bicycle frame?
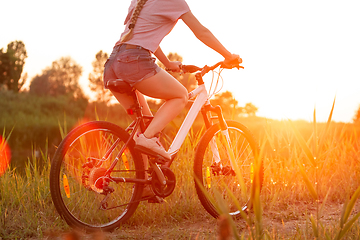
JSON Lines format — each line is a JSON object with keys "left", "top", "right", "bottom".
{"left": 167, "top": 84, "right": 209, "bottom": 156}
{"left": 165, "top": 82, "right": 235, "bottom": 171}
{"left": 157, "top": 70, "right": 245, "bottom": 188}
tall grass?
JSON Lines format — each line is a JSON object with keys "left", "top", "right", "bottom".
{"left": 260, "top": 99, "right": 360, "bottom": 239}
{"left": 1, "top": 105, "right": 360, "bottom": 239}
{"left": 0, "top": 148, "right": 66, "bottom": 238}
{"left": 288, "top": 99, "right": 360, "bottom": 239}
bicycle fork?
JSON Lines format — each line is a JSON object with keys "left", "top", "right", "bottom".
{"left": 202, "top": 104, "right": 246, "bottom": 194}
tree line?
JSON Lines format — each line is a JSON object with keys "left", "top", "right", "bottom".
{"left": 0, "top": 40, "right": 262, "bottom": 119}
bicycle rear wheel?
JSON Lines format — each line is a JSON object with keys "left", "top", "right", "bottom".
{"left": 50, "top": 121, "right": 145, "bottom": 232}
{"left": 194, "top": 120, "right": 264, "bottom": 218}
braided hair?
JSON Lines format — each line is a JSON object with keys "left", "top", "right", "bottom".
{"left": 121, "top": 0, "right": 148, "bottom": 42}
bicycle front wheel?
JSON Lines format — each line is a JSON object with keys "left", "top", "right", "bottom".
{"left": 194, "top": 120, "right": 264, "bottom": 218}
{"left": 50, "top": 121, "right": 145, "bottom": 232}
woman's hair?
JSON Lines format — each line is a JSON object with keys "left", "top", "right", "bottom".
{"left": 121, "top": 0, "right": 148, "bottom": 42}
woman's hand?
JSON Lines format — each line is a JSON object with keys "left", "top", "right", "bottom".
{"left": 223, "top": 54, "right": 242, "bottom": 68}
{"left": 165, "top": 61, "right": 182, "bottom": 72}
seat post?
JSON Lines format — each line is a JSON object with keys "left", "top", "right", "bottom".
{"left": 127, "top": 91, "right": 149, "bottom": 133}
{"left": 127, "top": 91, "right": 142, "bottom": 116}
{"left": 106, "top": 79, "right": 148, "bottom": 132}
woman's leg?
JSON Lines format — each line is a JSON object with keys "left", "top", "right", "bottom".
{"left": 111, "top": 90, "right": 153, "bottom": 119}
{"left": 111, "top": 90, "right": 152, "bottom": 170}
{"left": 134, "top": 69, "right": 188, "bottom": 138}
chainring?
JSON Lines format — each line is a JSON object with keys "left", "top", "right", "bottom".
{"left": 151, "top": 166, "right": 176, "bottom": 198}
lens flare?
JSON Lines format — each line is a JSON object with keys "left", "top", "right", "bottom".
{"left": 0, "top": 136, "right": 11, "bottom": 176}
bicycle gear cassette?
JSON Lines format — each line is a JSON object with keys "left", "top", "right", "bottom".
{"left": 88, "top": 167, "right": 107, "bottom": 194}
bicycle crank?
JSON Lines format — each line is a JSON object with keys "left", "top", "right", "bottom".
{"left": 151, "top": 166, "right": 176, "bottom": 198}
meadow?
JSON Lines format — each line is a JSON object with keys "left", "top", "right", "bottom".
{"left": 1, "top": 102, "right": 360, "bottom": 239}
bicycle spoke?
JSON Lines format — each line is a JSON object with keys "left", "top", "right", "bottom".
{"left": 194, "top": 121, "right": 263, "bottom": 218}
{"left": 50, "top": 122, "right": 145, "bottom": 231}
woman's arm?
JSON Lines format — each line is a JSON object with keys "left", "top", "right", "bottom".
{"left": 153, "top": 47, "right": 181, "bottom": 71}
{"left": 180, "top": 11, "right": 240, "bottom": 63}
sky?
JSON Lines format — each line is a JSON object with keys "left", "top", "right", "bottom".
{"left": 1, "top": 0, "right": 360, "bottom": 123}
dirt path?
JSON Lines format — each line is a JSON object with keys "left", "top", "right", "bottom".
{"left": 40, "top": 202, "right": 355, "bottom": 239}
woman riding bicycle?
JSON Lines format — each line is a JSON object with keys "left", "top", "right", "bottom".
{"left": 103, "top": 0, "right": 241, "bottom": 161}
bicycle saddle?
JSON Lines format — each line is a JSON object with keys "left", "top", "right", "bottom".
{"left": 107, "top": 79, "right": 134, "bottom": 94}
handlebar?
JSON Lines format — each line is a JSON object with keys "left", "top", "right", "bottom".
{"left": 180, "top": 61, "right": 243, "bottom": 77}
{"left": 165, "top": 60, "right": 243, "bottom": 85}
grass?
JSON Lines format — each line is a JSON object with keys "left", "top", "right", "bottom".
{"left": 258, "top": 99, "right": 360, "bottom": 239}
{"left": 1, "top": 104, "right": 360, "bottom": 239}
{"left": 0, "top": 156, "right": 64, "bottom": 238}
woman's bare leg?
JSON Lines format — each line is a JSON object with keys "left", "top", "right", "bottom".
{"left": 134, "top": 69, "right": 188, "bottom": 138}
{"left": 111, "top": 90, "right": 152, "bottom": 170}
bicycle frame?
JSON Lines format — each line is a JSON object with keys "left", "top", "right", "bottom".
{"left": 107, "top": 62, "right": 240, "bottom": 184}
{"left": 164, "top": 66, "right": 239, "bottom": 169}
{"left": 167, "top": 84, "right": 209, "bottom": 157}
{"left": 167, "top": 83, "right": 238, "bottom": 169}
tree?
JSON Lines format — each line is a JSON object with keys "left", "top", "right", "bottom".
{"left": 353, "top": 105, "right": 360, "bottom": 123}
{"left": 88, "top": 50, "right": 113, "bottom": 103}
{"left": 211, "top": 91, "right": 242, "bottom": 117}
{"left": 210, "top": 91, "right": 258, "bottom": 118}
{"left": 29, "top": 57, "right": 85, "bottom": 99}
{"left": 244, "top": 102, "right": 258, "bottom": 116}
{"left": 0, "top": 40, "right": 28, "bottom": 92}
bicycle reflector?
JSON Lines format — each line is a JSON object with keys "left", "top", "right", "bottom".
{"left": 206, "top": 167, "right": 211, "bottom": 188}
{"left": 63, "top": 174, "right": 71, "bottom": 198}
{"left": 122, "top": 152, "right": 130, "bottom": 171}
{"left": 127, "top": 109, "right": 134, "bottom": 115}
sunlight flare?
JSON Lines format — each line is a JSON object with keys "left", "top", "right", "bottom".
{"left": 0, "top": 136, "right": 11, "bottom": 176}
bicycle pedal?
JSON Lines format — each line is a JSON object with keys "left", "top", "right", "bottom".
{"left": 154, "top": 155, "right": 168, "bottom": 164}
{"left": 148, "top": 196, "right": 164, "bottom": 204}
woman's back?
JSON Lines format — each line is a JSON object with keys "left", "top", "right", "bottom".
{"left": 117, "top": 0, "right": 190, "bottom": 52}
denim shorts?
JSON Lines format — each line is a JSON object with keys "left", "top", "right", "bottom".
{"left": 103, "top": 44, "right": 161, "bottom": 89}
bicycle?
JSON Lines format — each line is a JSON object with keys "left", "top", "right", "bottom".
{"left": 49, "top": 60, "right": 264, "bottom": 232}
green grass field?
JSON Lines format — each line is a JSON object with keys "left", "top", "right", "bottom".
{"left": 1, "top": 108, "right": 360, "bottom": 239}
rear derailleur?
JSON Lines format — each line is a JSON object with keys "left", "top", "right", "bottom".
{"left": 81, "top": 158, "right": 114, "bottom": 195}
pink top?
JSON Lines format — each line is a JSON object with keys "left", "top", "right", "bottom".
{"left": 116, "top": 0, "right": 190, "bottom": 53}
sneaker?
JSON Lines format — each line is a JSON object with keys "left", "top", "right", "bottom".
{"left": 135, "top": 134, "right": 171, "bottom": 161}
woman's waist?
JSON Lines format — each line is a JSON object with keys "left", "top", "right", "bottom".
{"left": 114, "top": 43, "right": 150, "bottom": 52}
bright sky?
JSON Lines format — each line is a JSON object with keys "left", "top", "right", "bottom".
{"left": 1, "top": 0, "right": 360, "bottom": 123}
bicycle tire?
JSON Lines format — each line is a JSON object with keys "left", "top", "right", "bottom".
{"left": 194, "top": 120, "right": 264, "bottom": 218}
{"left": 50, "top": 121, "right": 145, "bottom": 232}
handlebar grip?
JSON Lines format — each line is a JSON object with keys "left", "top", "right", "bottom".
{"left": 182, "top": 65, "right": 202, "bottom": 73}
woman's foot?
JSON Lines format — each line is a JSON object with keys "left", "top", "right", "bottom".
{"left": 135, "top": 134, "right": 171, "bottom": 160}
